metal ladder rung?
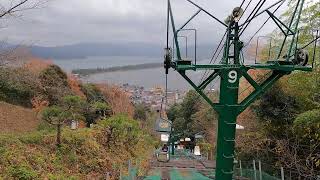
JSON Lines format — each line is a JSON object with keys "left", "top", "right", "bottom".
{"left": 227, "top": 86, "right": 239, "bottom": 89}
{"left": 224, "top": 137, "right": 235, "bottom": 142}
{"left": 222, "top": 170, "right": 234, "bottom": 175}
{"left": 224, "top": 121, "right": 236, "bottom": 125}
{"left": 223, "top": 154, "right": 234, "bottom": 159}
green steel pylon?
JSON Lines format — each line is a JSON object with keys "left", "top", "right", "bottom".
{"left": 164, "top": 0, "right": 316, "bottom": 180}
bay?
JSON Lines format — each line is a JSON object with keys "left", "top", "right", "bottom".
{"left": 53, "top": 56, "right": 219, "bottom": 91}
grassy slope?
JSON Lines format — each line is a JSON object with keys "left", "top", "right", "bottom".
{"left": 0, "top": 101, "right": 39, "bottom": 133}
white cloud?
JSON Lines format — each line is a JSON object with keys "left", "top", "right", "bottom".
{"left": 0, "top": 0, "right": 284, "bottom": 46}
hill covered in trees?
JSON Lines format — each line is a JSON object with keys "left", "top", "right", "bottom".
{"left": 0, "top": 55, "right": 158, "bottom": 179}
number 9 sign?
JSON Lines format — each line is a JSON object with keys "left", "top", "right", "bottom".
{"left": 228, "top": 70, "right": 238, "bottom": 83}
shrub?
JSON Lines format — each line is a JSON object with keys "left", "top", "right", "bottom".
{"left": 80, "top": 83, "right": 105, "bottom": 103}
{"left": 0, "top": 115, "right": 157, "bottom": 179}
{"left": 0, "top": 67, "right": 39, "bottom": 107}
{"left": 39, "top": 65, "right": 72, "bottom": 105}
{"left": 7, "top": 165, "right": 37, "bottom": 180}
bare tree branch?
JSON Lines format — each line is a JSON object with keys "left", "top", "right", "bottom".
{"left": 0, "top": 0, "right": 47, "bottom": 19}
{"left": 0, "top": 0, "right": 29, "bottom": 18}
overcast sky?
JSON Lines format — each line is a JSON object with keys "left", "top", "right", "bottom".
{"left": 0, "top": 0, "right": 286, "bottom": 47}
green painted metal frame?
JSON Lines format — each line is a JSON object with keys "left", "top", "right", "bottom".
{"left": 165, "top": 0, "right": 312, "bottom": 179}
{"left": 255, "top": 36, "right": 272, "bottom": 63}
{"left": 266, "top": 10, "right": 294, "bottom": 35}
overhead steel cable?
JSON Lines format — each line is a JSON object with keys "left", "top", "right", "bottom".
{"left": 239, "top": 0, "right": 285, "bottom": 103}
{"left": 199, "top": 0, "right": 248, "bottom": 86}
{"left": 240, "top": 0, "right": 267, "bottom": 36}
{"left": 240, "top": 0, "right": 285, "bottom": 27}
{"left": 240, "top": 0, "right": 253, "bottom": 21}
{"left": 165, "top": 0, "right": 170, "bottom": 105}
{"left": 198, "top": 30, "right": 227, "bottom": 85}
{"left": 244, "top": 0, "right": 285, "bottom": 47}
{"left": 186, "top": 0, "right": 228, "bottom": 27}
{"left": 239, "top": 0, "right": 246, "bottom": 8}
{"left": 241, "top": 0, "right": 264, "bottom": 23}
{"left": 166, "top": 0, "right": 170, "bottom": 49}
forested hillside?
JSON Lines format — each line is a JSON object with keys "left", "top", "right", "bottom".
{"left": 0, "top": 54, "right": 158, "bottom": 179}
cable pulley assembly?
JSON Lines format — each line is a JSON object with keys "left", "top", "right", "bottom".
{"left": 294, "top": 48, "right": 309, "bottom": 66}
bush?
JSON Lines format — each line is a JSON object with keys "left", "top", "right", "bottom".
{"left": 39, "top": 65, "right": 72, "bottom": 105}
{"left": 0, "top": 67, "right": 38, "bottom": 107}
{"left": 294, "top": 109, "right": 320, "bottom": 140}
{"left": 7, "top": 165, "right": 37, "bottom": 180}
{"left": 0, "top": 115, "right": 157, "bottom": 179}
{"left": 80, "top": 83, "right": 105, "bottom": 103}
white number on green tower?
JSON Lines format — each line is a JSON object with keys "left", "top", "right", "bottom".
{"left": 228, "top": 70, "right": 238, "bottom": 83}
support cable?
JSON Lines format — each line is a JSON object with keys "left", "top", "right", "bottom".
{"left": 240, "top": 0, "right": 253, "bottom": 20}
{"left": 240, "top": 0, "right": 267, "bottom": 36}
{"left": 240, "top": 0, "right": 285, "bottom": 28}
{"left": 239, "top": 0, "right": 246, "bottom": 8}
{"left": 199, "top": 0, "right": 248, "bottom": 86}
{"left": 165, "top": 0, "right": 170, "bottom": 105}
{"left": 198, "top": 30, "right": 227, "bottom": 85}
{"left": 244, "top": 0, "right": 285, "bottom": 47}
{"left": 241, "top": 0, "right": 264, "bottom": 28}
{"left": 166, "top": 0, "right": 170, "bottom": 49}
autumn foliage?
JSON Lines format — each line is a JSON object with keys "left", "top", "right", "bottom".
{"left": 67, "top": 74, "right": 86, "bottom": 98}
{"left": 238, "top": 69, "right": 271, "bottom": 102}
{"left": 98, "top": 84, "right": 134, "bottom": 117}
{"left": 23, "top": 58, "right": 52, "bottom": 75}
{"left": 31, "top": 96, "right": 49, "bottom": 113}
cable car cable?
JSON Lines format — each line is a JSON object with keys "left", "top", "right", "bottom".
{"left": 199, "top": 0, "right": 248, "bottom": 86}
{"left": 198, "top": 30, "right": 227, "bottom": 85}
{"left": 240, "top": 0, "right": 264, "bottom": 27}
{"left": 165, "top": 0, "right": 170, "bottom": 106}
{"left": 239, "top": 0, "right": 246, "bottom": 9}
{"left": 244, "top": 0, "right": 285, "bottom": 47}
{"left": 240, "top": 0, "right": 266, "bottom": 36}
{"left": 166, "top": 0, "right": 170, "bottom": 49}
{"left": 240, "top": 0, "right": 253, "bottom": 20}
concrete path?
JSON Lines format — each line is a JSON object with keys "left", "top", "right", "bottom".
{"left": 145, "top": 150, "right": 216, "bottom": 180}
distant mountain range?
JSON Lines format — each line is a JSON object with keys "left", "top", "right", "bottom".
{"left": 29, "top": 42, "right": 217, "bottom": 60}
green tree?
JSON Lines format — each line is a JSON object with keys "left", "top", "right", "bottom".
{"left": 133, "top": 103, "right": 150, "bottom": 122}
{"left": 167, "top": 103, "right": 181, "bottom": 121}
{"left": 294, "top": 109, "right": 320, "bottom": 141}
{"left": 91, "top": 101, "right": 110, "bottom": 118}
{"left": 81, "top": 83, "right": 105, "bottom": 103}
{"left": 98, "top": 115, "right": 145, "bottom": 153}
{"left": 39, "top": 65, "right": 72, "bottom": 105}
{"left": 83, "top": 101, "right": 110, "bottom": 127}
{"left": 41, "top": 95, "right": 86, "bottom": 146}
{"left": 41, "top": 106, "right": 69, "bottom": 146}
{"left": 168, "top": 90, "right": 202, "bottom": 137}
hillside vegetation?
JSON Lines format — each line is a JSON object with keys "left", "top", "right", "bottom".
{"left": 0, "top": 101, "right": 39, "bottom": 133}
{"left": 0, "top": 57, "right": 158, "bottom": 179}
{"left": 0, "top": 115, "right": 156, "bottom": 179}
